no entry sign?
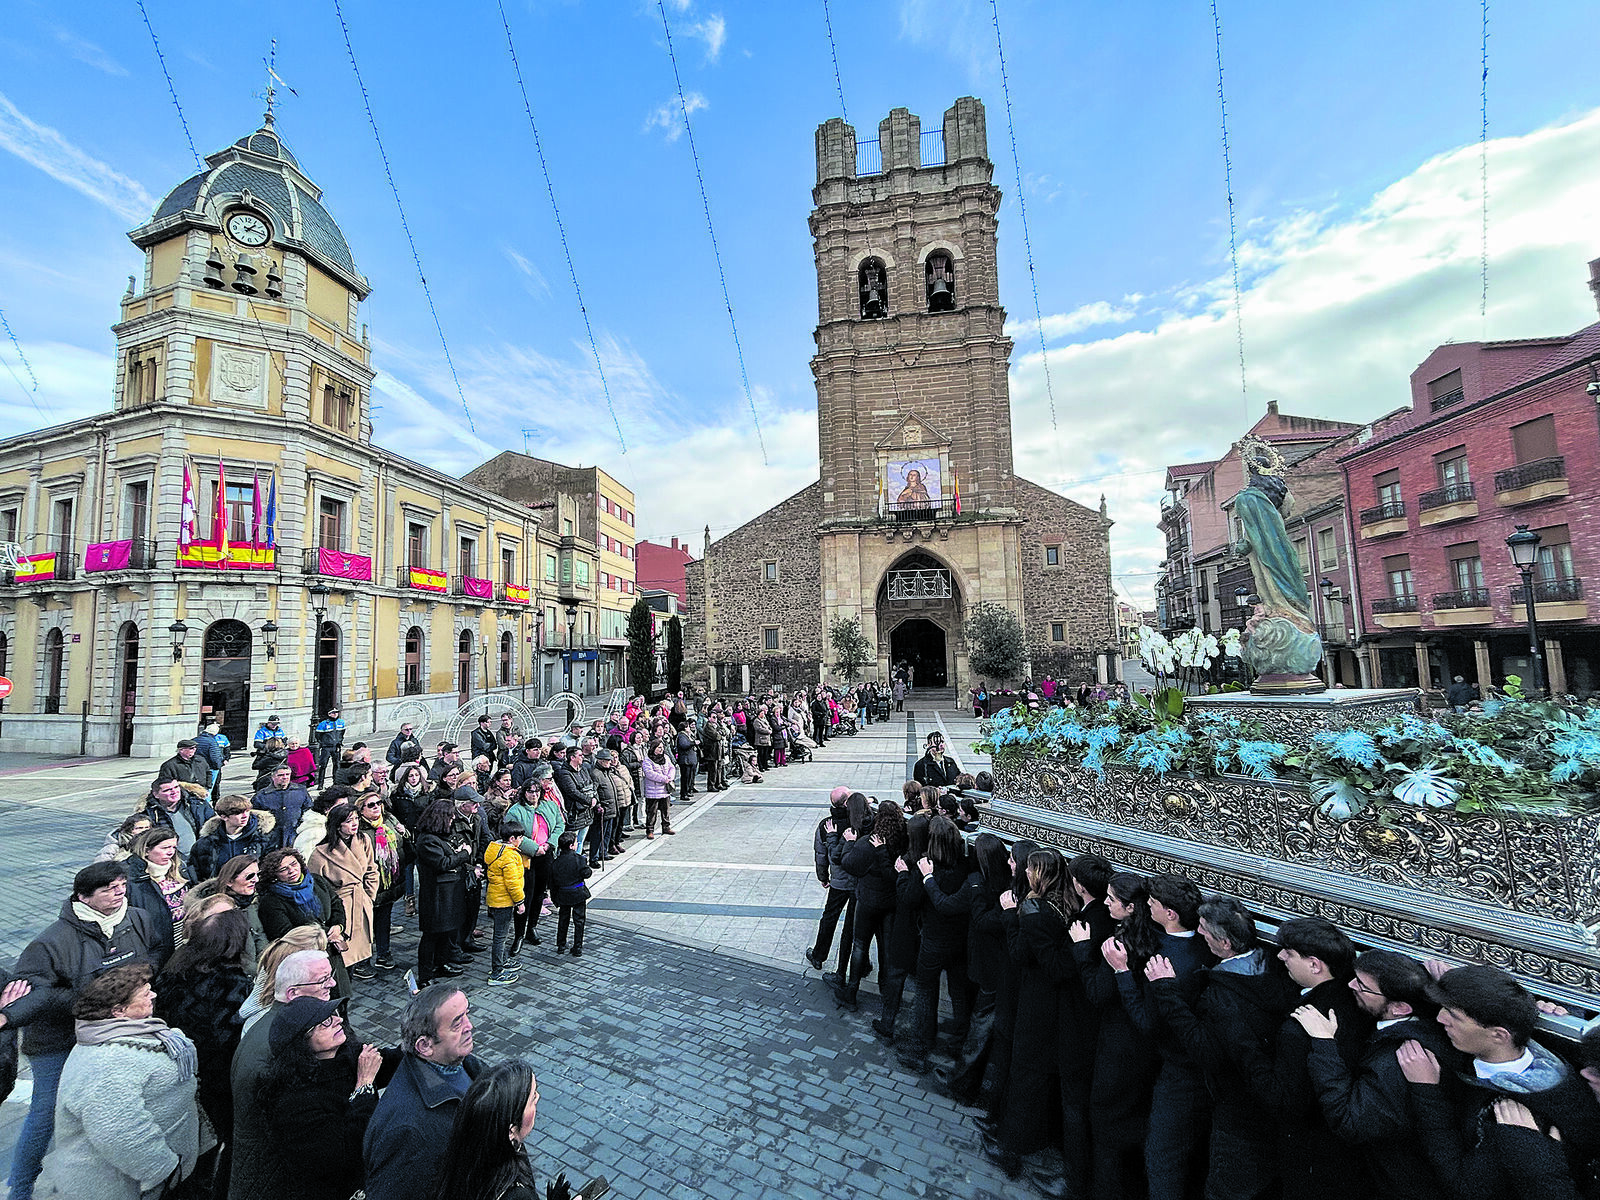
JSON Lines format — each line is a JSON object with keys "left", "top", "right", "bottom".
{"left": 0, "top": 677, "right": 12, "bottom": 700}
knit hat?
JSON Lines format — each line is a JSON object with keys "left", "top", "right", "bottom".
{"left": 269, "top": 996, "right": 342, "bottom": 1055}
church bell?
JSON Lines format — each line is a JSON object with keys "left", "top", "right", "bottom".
{"left": 928, "top": 275, "right": 953, "bottom": 312}
{"left": 863, "top": 284, "right": 885, "bottom": 319}
{"left": 264, "top": 260, "right": 283, "bottom": 300}
{"left": 231, "top": 253, "right": 259, "bottom": 295}
{"left": 202, "top": 246, "right": 227, "bottom": 289}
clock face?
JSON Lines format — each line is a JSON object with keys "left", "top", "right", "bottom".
{"left": 226, "top": 212, "right": 270, "bottom": 247}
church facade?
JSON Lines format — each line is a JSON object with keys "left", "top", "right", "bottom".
{"left": 686, "top": 99, "right": 1116, "bottom": 696}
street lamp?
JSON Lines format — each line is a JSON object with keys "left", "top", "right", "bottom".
{"left": 308, "top": 583, "right": 331, "bottom": 736}
{"left": 1506, "top": 524, "right": 1547, "bottom": 698}
{"left": 261, "top": 619, "right": 279, "bottom": 660}
{"left": 1234, "top": 585, "right": 1249, "bottom": 615}
{"left": 168, "top": 619, "right": 188, "bottom": 661}
{"left": 562, "top": 600, "right": 580, "bottom": 697}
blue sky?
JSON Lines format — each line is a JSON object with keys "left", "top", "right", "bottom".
{"left": 2, "top": 1, "right": 1599, "bottom": 607}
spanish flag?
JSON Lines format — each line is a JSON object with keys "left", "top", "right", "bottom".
{"left": 952, "top": 469, "right": 960, "bottom": 515}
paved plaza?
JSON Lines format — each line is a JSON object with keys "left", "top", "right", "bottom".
{"left": 0, "top": 694, "right": 1008, "bottom": 1200}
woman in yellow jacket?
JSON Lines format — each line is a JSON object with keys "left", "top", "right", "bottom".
{"left": 484, "top": 819, "right": 528, "bottom": 985}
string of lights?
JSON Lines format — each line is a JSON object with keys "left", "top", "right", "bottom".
{"left": 497, "top": 0, "right": 628, "bottom": 458}
{"left": 135, "top": 0, "right": 202, "bottom": 172}
{"left": 1479, "top": 0, "right": 1490, "bottom": 324}
{"left": 821, "top": 0, "right": 848, "bottom": 123}
{"left": 988, "top": 0, "right": 1062, "bottom": 449}
{"left": 1210, "top": 0, "right": 1249, "bottom": 414}
{"left": 0, "top": 302, "right": 46, "bottom": 418}
{"left": 656, "top": 0, "right": 768, "bottom": 465}
{"left": 330, "top": 0, "right": 477, "bottom": 435}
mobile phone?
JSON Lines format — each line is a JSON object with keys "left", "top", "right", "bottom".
{"left": 575, "top": 1176, "right": 609, "bottom": 1200}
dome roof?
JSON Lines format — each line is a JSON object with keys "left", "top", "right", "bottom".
{"left": 143, "top": 121, "right": 364, "bottom": 289}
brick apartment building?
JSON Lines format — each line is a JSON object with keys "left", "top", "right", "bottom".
{"left": 1341, "top": 283, "right": 1600, "bottom": 696}
{"left": 636, "top": 535, "right": 695, "bottom": 611}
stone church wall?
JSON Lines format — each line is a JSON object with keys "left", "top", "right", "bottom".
{"left": 1015, "top": 476, "right": 1116, "bottom": 682}
{"left": 687, "top": 482, "right": 824, "bottom": 694}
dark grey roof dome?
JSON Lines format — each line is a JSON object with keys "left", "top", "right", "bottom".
{"left": 143, "top": 121, "right": 362, "bottom": 285}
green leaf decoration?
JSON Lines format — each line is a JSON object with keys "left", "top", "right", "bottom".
{"left": 1311, "top": 776, "right": 1368, "bottom": 821}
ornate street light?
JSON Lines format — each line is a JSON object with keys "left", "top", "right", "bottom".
{"left": 168, "top": 619, "right": 188, "bottom": 661}
{"left": 261, "top": 619, "right": 279, "bottom": 660}
{"left": 1506, "top": 525, "right": 1546, "bottom": 697}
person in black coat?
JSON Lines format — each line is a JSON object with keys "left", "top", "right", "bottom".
{"left": 818, "top": 793, "right": 868, "bottom": 989}
{"left": 1147, "top": 896, "right": 1302, "bottom": 1200}
{"left": 549, "top": 832, "right": 593, "bottom": 957}
{"left": 805, "top": 789, "right": 854, "bottom": 974}
{"left": 936, "top": 832, "right": 1011, "bottom": 1105}
{"left": 675, "top": 726, "right": 699, "bottom": 800}
{"left": 898, "top": 816, "right": 976, "bottom": 1075}
{"left": 411, "top": 799, "right": 477, "bottom": 988}
{"left": 911, "top": 732, "right": 960, "bottom": 788}
{"left": 1300, "top": 949, "right": 1461, "bottom": 1200}
{"left": 874, "top": 814, "right": 932, "bottom": 1045}
{"left": 976, "top": 837, "right": 1038, "bottom": 1140}
{"left": 257, "top": 845, "right": 353, "bottom": 999}
{"left": 1073, "top": 871, "right": 1163, "bottom": 1200}
{"left": 834, "top": 799, "right": 905, "bottom": 1010}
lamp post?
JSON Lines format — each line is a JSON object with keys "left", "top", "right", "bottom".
{"left": 168, "top": 619, "right": 188, "bottom": 662}
{"left": 1506, "top": 524, "right": 1547, "bottom": 698}
{"left": 563, "top": 600, "right": 579, "bottom": 696}
{"left": 308, "top": 583, "right": 331, "bottom": 737}
{"left": 261, "top": 620, "right": 278, "bottom": 660}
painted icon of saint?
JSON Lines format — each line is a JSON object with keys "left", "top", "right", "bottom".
{"left": 897, "top": 469, "right": 932, "bottom": 505}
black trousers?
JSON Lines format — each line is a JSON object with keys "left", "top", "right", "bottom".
{"left": 905, "top": 950, "right": 974, "bottom": 1060}
{"left": 755, "top": 745, "right": 772, "bottom": 772}
{"left": 810, "top": 887, "right": 855, "bottom": 974}
{"left": 847, "top": 906, "right": 893, "bottom": 988}
{"left": 680, "top": 764, "right": 697, "bottom": 800}
{"left": 943, "top": 987, "right": 997, "bottom": 1100}
{"left": 556, "top": 902, "right": 586, "bottom": 951}
{"left": 416, "top": 931, "right": 452, "bottom": 985}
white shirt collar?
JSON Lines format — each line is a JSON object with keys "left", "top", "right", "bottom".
{"left": 1474, "top": 1048, "right": 1535, "bottom": 1080}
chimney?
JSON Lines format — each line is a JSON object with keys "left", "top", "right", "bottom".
{"left": 670, "top": 537, "right": 679, "bottom": 551}
{"left": 1589, "top": 256, "right": 1600, "bottom": 317}
{"left": 1266, "top": 399, "right": 1279, "bottom": 416}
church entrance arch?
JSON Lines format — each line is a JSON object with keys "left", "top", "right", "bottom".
{"left": 890, "top": 618, "right": 949, "bottom": 688}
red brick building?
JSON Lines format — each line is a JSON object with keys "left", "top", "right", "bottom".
{"left": 636, "top": 536, "right": 695, "bottom": 611}
{"left": 1341, "top": 290, "right": 1600, "bottom": 695}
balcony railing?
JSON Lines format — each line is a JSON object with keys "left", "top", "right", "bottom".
{"left": 1495, "top": 456, "right": 1566, "bottom": 493}
{"left": 83, "top": 539, "right": 158, "bottom": 573}
{"left": 1429, "top": 388, "right": 1465, "bottom": 411}
{"left": 887, "top": 498, "right": 957, "bottom": 521}
{"left": 1359, "top": 501, "right": 1406, "bottom": 524}
{"left": 497, "top": 581, "right": 532, "bottom": 604}
{"left": 395, "top": 565, "right": 448, "bottom": 594}
{"left": 8, "top": 552, "right": 78, "bottom": 583}
{"left": 1371, "top": 595, "right": 1420, "bottom": 614}
{"left": 1432, "top": 587, "right": 1491, "bottom": 610}
{"left": 303, "top": 546, "right": 374, "bottom": 582}
{"left": 1418, "top": 482, "right": 1476, "bottom": 511}
{"left": 1510, "top": 577, "right": 1584, "bottom": 605}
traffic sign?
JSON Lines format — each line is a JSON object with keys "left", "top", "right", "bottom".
{"left": 0, "top": 677, "right": 12, "bottom": 700}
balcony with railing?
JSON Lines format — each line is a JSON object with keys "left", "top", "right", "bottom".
{"left": 854, "top": 129, "right": 946, "bottom": 177}
{"left": 303, "top": 545, "right": 373, "bottom": 582}
{"left": 1417, "top": 482, "right": 1478, "bottom": 526}
{"left": 1429, "top": 387, "right": 1465, "bottom": 411}
{"left": 1371, "top": 592, "right": 1422, "bottom": 629}
{"left": 1430, "top": 586, "right": 1493, "bottom": 625}
{"left": 1495, "top": 456, "right": 1568, "bottom": 504}
{"left": 396, "top": 565, "right": 448, "bottom": 594}
{"left": 453, "top": 574, "right": 494, "bottom": 602}
{"left": 83, "top": 539, "right": 158, "bottom": 574}
{"left": 887, "top": 498, "right": 957, "bottom": 522}
{"left": 497, "top": 580, "right": 532, "bottom": 605}
{"left": 7, "top": 550, "right": 79, "bottom": 584}
{"left": 1511, "top": 576, "right": 1584, "bottom": 604}
{"left": 1358, "top": 500, "right": 1407, "bottom": 539}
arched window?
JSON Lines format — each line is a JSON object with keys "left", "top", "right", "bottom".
{"left": 499, "top": 631, "right": 514, "bottom": 688}
{"left": 858, "top": 257, "right": 888, "bottom": 319}
{"left": 43, "top": 629, "right": 64, "bottom": 714}
{"left": 926, "top": 252, "right": 955, "bottom": 312}
{"left": 404, "top": 626, "right": 425, "bottom": 695}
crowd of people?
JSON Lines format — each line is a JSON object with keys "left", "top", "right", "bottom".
{"left": 805, "top": 783, "right": 1600, "bottom": 1200}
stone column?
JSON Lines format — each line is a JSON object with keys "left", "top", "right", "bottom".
{"left": 1544, "top": 638, "right": 1567, "bottom": 696}
{"left": 1413, "top": 642, "right": 1432, "bottom": 690}
{"left": 1473, "top": 639, "right": 1492, "bottom": 694}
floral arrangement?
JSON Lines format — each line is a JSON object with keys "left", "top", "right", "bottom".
{"left": 975, "top": 677, "right": 1600, "bottom": 821}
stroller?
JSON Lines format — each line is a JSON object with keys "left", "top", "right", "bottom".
{"left": 836, "top": 710, "right": 860, "bottom": 736}
{"left": 872, "top": 692, "right": 891, "bottom": 722}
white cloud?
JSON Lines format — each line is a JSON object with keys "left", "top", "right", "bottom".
{"left": 897, "top": 0, "right": 992, "bottom": 85}
{"left": 690, "top": 13, "right": 726, "bottom": 63}
{"left": 1009, "top": 107, "right": 1600, "bottom": 607}
{"left": 501, "top": 245, "right": 551, "bottom": 299}
{"left": 0, "top": 340, "right": 114, "bottom": 431}
{"left": 1006, "top": 300, "right": 1138, "bottom": 343}
{"left": 643, "top": 92, "right": 707, "bottom": 142}
{"left": 0, "top": 91, "right": 155, "bottom": 223}
{"left": 51, "top": 26, "right": 128, "bottom": 76}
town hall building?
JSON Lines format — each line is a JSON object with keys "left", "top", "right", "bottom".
{"left": 686, "top": 98, "right": 1117, "bottom": 696}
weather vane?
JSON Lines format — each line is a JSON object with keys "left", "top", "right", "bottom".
{"left": 259, "top": 39, "right": 297, "bottom": 126}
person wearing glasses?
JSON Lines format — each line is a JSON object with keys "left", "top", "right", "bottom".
{"left": 359, "top": 795, "right": 410, "bottom": 972}
{"left": 255, "top": 996, "right": 398, "bottom": 1200}
{"left": 226, "top": 949, "right": 338, "bottom": 1200}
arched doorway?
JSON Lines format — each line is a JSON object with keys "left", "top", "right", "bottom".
{"left": 404, "top": 626, "right": 424, "bottom": 695}
{"left": 117, "top": 623, "right": 139, "bottom": 756}
{"left": 43, "top": 629, "right": 64, "bottom": 714}
{"left": 457, "top": 630, "right": 473, "bottom": 706}
{"left": 316, "top": 622, "right": 341, "bottom": 716}
{"left": 890, "top": 618, "right": 948, "bottom": 688}
{"left": 202, "top": 620, "right": 251, "bottom": 747}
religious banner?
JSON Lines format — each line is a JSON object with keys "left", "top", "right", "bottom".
{"left": 315, "top": 548, "right": 373, "bottom": 582}
{"left": 885, "top": 457, "right": 942, "bottom": 510}
{"left": 461, "top": 576, "right": 493, "bottom": 600}
{"left": 84, "top": 541, "right": 134, "bottom": 573}
{"left": 176, "top": 540, "right": 278, "bottom": 570}
{"left": 405, "top": 566, "right": 448, "bottom": 593}
{"left": 502, "top": 583, "right": 531, "bottom": 604}
{"left": 13, "top": 553, "right": 57, "bottom": 581}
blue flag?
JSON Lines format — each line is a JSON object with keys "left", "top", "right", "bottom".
{"left": 264, "top": 475, "right": 277, "bottom": 548}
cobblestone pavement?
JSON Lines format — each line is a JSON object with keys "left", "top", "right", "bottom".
{"left": 0, "top": 694, "right": 1014, "bottom": 1200}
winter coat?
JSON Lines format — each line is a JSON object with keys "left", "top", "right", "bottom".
{"left": 605, "top": 762, "right": 636, "bottom": 815}
{"left": 251, "top": 784, "right": 309, "bottom": 846}
{"left": 363, "top": 1052, "right": 487, "bottom": 1200}
{"left": 750, "top": 716, "right": 772, "bottom": 748}
{"left": 553, "top": 760, "right": 598, "bottom": 827}
{"left": 153, "top": 963, "right": 251, "bottom": 1137}
{"left": 386, "top": 732, "right": 423, "bottom": 767}
{"left": 137, "top": 794, "right": 215, "bottom": 871}
{"left": 156, "top": 752, "right": 210, "bottom": 790}
{"left": 843, "top": 838, "right": 899, "bottom": 913}
{"left": 262, "top": 1040, "right": 400, "bottom": 1200}
{"left": 308, "top": 835, "right": 380, "bottom": 966}
{"left": 37, "top": 1034, "right": 204, "bottom": 1199}
{"left": 640, "top": 754, "right": 676, "bottom": 799}
{"left": 249, "top": 745, "right": 287, "bottom": 790}
{"left": 285, "top": 745, "right": 316, "bottom": 786}
{"left": 292, "top": 810, "right": 328, "bottom": 862}
{"left": 7, "top": 900, "right": 164, "bottom": 1056}
{"left": 312, "top": 716, "right": 345, "bottom": 752}
{"left": 593, "top": 765, "right": 621, "bottom": 818}
{"left": 919, "top": 864, "right": 976, "bottom": 962}
{"left": 189, "top": 810, "right": 278, "bottom": 881}
{"left": 676, "top": 728, "right": 699, "bottom": 767}
{"left": 193, "top": 730, "right": 226, "bottom": 770}
{"left": 124, "top": 857, "right": 188, "bottom": 967}
{"left": 1307, "top": 1015, "right": 1460, "bottom": 1200}
{"left": 505, "top": 795, "right": 564, "bottom": 861}
{"left": 913, "top": 752, "right": 961, "bottom": 788}
{"left": 485, "top": 841, "right": 527, "bottom": 909}
{"left": 550, "top": 850, "right": 593, "bottom": 907}
{"left": 414, "top": 832, "right": 475, "bottom": 933}
{"left": 824, "top": 825, "right": 861, "bottom": 894}
{"left": 258, "top": 873, "right": 346, "bottom": 943}
{"left": 470, "top": 726, "right": 498, "bottom": 764}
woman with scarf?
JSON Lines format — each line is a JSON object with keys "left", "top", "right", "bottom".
{"left": 388, "top": 761, "right": 430, "bottom": 919}
{"left": 37, "top": 964, "right": 206, "bottom": 1200}
{"left": 640, "top": 740, "right": 677, "bottom": 839}
{"left": 412, "top": 798, "right": 477, "bottom": 989}
{"left": 358, "top": 794, "right": 409, "bottom": 971}
{"left": 154, "top": 907, "right": 252, "bottom": 1148}
{"left": 124, "top": 827, "right": 189, "bottom": 968}
{"left": 257, "top": 847, "right": 351, "bottom": 996}
{"left": 308, "top": 801, "right": 380, "bottom": 981}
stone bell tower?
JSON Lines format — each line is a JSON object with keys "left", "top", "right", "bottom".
{"left": 810, "top": 97, "right": 1026, "bottom": 689}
